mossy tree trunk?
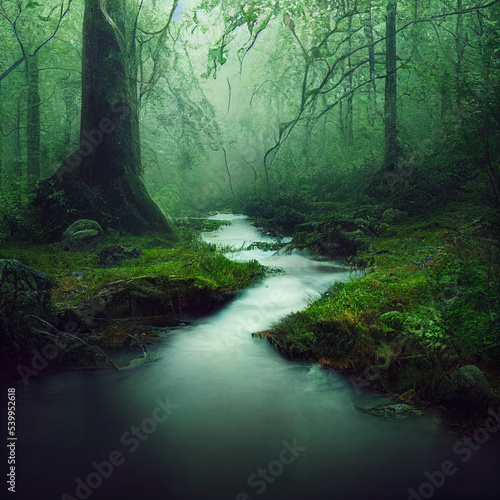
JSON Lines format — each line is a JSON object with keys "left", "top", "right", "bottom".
{"left": 51, "top": 0, "right": 173, "bottom": 235}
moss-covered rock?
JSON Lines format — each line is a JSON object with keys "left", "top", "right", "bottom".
{"left": 62, "top": 219, "right": 104, "bottom": 249}
{"left": 437, "top": 365, "right": 495, "bottom": 410}
{"left": 63, "top": 219, "right": 104, "bottom": 237}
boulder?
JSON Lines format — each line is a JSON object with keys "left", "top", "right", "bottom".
{"left": 381, "top": 208, "right": 407, "bottom": 224}
{"left": 0, "top": 259, "right": 51, "bottom": 292}
{"left": 437, "top": 365, "right": 494, "bottom": 409}
{"left": 98, "top": 245, "right": 142, "bottom": 266}
{"left": 62, "top": 219, "right": 103, "bottom": 249}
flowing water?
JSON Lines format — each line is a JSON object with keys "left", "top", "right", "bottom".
{"left": 11, "top": 215, "right": 500, "bottom": 500}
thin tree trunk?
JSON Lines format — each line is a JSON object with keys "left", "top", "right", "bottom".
{"left": 456, "top": 0, "right": 464, "bottom": 107}
{"left": 62, "top": 89, "right": 77, "bottom": 150}
{"left": 363, "top": 0, "right": 377, "bottom": 110}
{"left": 26, "top": 54, "right": 41, "bottom": 182}
{"left": 384, "top": 0, "right": 400, "bottom": 172}
{"left": 346, "top": 5, "right": 354, "bottom": 145}
{"left": 14, "top": 98, "right": 23, "bottom": 176}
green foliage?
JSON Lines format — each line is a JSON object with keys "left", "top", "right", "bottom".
{"left": 403, "top": 306, "right": 447, "bottom": 352}
{"left": 380, "top": 310, "right": 405, "bottom": 331}
{"left": 439, "top": 258, "right": 500, "bottom": 360}
{"left": 0, "top": 174, "right": 33, "bottom": 236}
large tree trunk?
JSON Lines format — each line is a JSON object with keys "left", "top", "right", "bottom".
{"left": 26, "top": 54, "right": 41, "bottom": 182}
{"left": 384, "top": 0, "right": 400, "bottom": 172}
{"left": 45, "top": 0, "right": 173, "bottom": 237}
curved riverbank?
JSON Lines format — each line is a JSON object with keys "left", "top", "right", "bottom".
{"left": 260, "top": 207, "right": 500, "bottom": 430}
{"left": 0, "top": 222, "right": 264, "bottom": 379}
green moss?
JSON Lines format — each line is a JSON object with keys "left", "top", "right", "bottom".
{"left": 0, "top": 234, "right": 264, "bottom": 312}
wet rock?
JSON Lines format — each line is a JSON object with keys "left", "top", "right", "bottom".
{"left": 62, "top": 219, "right": 103, "bottom": 249}
{"left": 273, "top": 245, "right": 310, "bottom": 257}
{"left": 98, "top": 245, "right": 142, "bottom": 266}
{"left": 356, "top": 397, "right": 424, "bottom": 419}
{"left": 273, "top": 244, "right": 293, "bottom": 256}
{"left": 263, "top": 266, "right": 284, "bottom": 277}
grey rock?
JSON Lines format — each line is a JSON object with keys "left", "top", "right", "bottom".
{"left": 0, "top": 260, "right": 51, "bottom": 320}
{"left": 356, "top": 397, "right": 424, "bottom": 419}
{"left": 0, "top": 259, "right": 50, "bottom": 292}
{"left": 63, "top": 219, "right": 104, "bottom": 239}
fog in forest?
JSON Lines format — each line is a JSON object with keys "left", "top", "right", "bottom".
{"left": 1, "top": 2, "right": 500, "bottom": 500}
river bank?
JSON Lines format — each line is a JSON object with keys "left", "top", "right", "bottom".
{"left": 2, "top": 208, "right": 499, "bottom": 430}
{"left": 0, "top": 218, "right": 264, "bottom": 379}
{"left": 258, "top": 203, "right": 500, "bottom": 430}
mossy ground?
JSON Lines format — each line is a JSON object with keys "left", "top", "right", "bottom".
{"left": 0, "top": 231, "right": 262, "bottom": 310}
{"left": 264, "top": 202, "right": 500, "bottom": 421}
{"left": 0, "top": 222, "right": 264, "bottom": 375}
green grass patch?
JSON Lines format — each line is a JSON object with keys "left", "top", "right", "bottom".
{"left": 0, "top": 234, "right": 264, "bottom": 311}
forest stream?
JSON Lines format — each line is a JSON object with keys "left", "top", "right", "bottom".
{"left": 13, "top": 215, "right": 500, "bottom": 500}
